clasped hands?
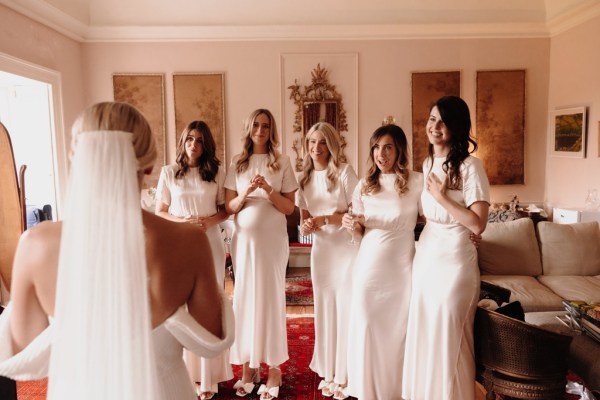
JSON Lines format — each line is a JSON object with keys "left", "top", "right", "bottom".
{"left": 246, "top": 174, "right": 273, "bottom": 196}
{"left": 183, "top": 215, "right": 210, "bottom": 232}
{"left": 341, "top": 212, "right": 364, "bottom": 233}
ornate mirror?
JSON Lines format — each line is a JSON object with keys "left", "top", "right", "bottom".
{"left": 288, "top": 64, "right": 348, "bottom": 171}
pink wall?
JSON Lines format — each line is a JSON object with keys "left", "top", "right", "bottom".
{"left": 82, "top": 37, "right": 550, "bottom": 205}
{"left": 0, "top": 5, "right": 558, "bottom": 206}
{"left": 0, "top": 4, "right": 85, "bottom": 137}
{"left": 546, "top": 15, "right": 600, "bottom": 212}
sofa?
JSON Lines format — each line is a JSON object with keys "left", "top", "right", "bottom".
{"left": 477, "top": 218, "right": 600, "bottom": 312}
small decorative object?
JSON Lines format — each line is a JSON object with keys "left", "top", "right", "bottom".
{"left": 549, "top": 107, "right": 587, "bottom": 158}
{"left": 584, "top": 189, "right": 599, "bottom": 210}
{"left": 509, "top": 194, "right": 519, "bottom": 212}
{"left": 382, "top": 115, "right": 396, "bottom": 125}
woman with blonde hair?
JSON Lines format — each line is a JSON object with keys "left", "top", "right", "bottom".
{"left": 297, "top": 122, "right": 358, "bottom": 399}
{"left": 155, "top": 120, "right": 232, "bottom": 399}
{"left": 342, "top": 124, "right": 422, "bottom": 400}
{"left": 0, "top": 102, "right": 234, "bottom": 400}
{"left": 225, "top": 108, "right": 298, "bottom": 399}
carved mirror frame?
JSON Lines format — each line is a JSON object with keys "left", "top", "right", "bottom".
{"left": 288, "top": 64, "right": 348, "bottom": 171}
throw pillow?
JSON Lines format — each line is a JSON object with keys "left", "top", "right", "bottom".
{"left": 537, "top": 221, "right": 600, "bottom": 276}
{"left": 478, "top": 218, "right": 542, "bottom": 276}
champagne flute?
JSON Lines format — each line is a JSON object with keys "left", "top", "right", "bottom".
{"left": 348, "top": 206, "right": 359, "bottom": 245}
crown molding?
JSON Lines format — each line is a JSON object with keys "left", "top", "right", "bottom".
{"left": 547, "top": 1, "right": 600, "bottom": 36}
{"left": 84, "top": 23, "right": 550, "bottom": 43}
{"left": 1, "top": 0, "right": 597, "bottom": 42}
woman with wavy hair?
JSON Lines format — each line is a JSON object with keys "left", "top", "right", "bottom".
{"left": 224, "top": 109, "right": 298, "bottom": 399}
{"left": 155, "top": 120, "right": 231, "bottom": 399}
{"left": 342, "top": 124, "right": 422, "bottom": 400}
{"left": 402, "top": 96, "right": 490, "bottom": 400}
{"left": 0, "top": 102, "right": 234, "bottom": 400}
{"left": 296, "top": 122, "right": 358, "bottom": 399}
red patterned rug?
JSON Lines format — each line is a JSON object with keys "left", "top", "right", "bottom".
{"left": 17, "top": 317, "right": 321, "bottom": 400}
{"left": 285, "top": 273, "right": 313, "bottom": 306}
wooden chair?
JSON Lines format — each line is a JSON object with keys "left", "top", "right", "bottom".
{"left": 0, "top": 122, "right": 26, "bottom": 293}
{"left": 475, "top": 306, "right": 573, "bottom": 400}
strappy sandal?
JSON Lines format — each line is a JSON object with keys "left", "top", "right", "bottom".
{"left": 318, "top": 380, "right": 335, "bottom": 397}
{"left": 233, "top": 366, "right": 260, "bottom": 397}
{"left": 258, "top": 366, "right": 282, "bottom": 399}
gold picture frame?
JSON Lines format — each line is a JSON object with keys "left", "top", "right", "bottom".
{"left": 476, "top": 70, "right": 526, "bottom": 184}
{"left": 112, "top": 73, "right": 166, "bottom": 189}
{"left": 411, "top": 71, "right": 461, "bottom": 172}
{"left": 173, "top": 73, "right": 226, "bottom": 167}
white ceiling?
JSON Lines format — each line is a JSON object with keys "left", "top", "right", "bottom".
{"left": 2, "top": 0, "right": 600, "bottom": 41}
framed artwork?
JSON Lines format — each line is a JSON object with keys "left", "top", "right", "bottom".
{"left": 476, "top": 70, "right": 526, "bottom": 185}
{"left": 411, "top": 71, "right": 460, "bottom": 172}
{"left": 173, "top": 73, "right": 226, "bottom": 166}
{"left": 549, "top": 107, "right": 587, "bottom": 158}
{"left": 112, "top": 73, "right": 166, "bottom": 189}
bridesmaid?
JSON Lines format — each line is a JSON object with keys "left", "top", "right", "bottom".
{"left": 224, "top": 109, "right": 298, "bottom": 399}
{"left": 402, "top": 96, "right": 490, "bottom": 400}
{"left": 155, "top": 120, "right": 231, "bottom": 400}
{"left": 342, "top": 124, "right": 422, "bottom": 400}
{"left": 296, "top": 122, "right": 359, "bottom": 399}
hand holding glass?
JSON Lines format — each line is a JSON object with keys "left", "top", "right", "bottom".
{"left": 348, "top": 206, "right": 359, "bottom": 245}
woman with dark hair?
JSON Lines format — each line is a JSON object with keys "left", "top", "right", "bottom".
{"left": 224, "top": 109, "right": 298, "bottom": 399}
{"left": 402, "top": 96, "right": 490, "bottom": 400}
{"left": 342, "top": 124, "right": 422, "bottom": 400}
{"left": 296, "top": 122, "right": 358, "bottom": 399}
{"left": 155, "top": 120, "right": 231, "bottom": 399}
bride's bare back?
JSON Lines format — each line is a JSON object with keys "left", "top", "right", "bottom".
{"left": 9, "top": 210, "right": 222, "bottom": 353}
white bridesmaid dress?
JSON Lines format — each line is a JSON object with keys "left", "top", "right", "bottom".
{"left": 346, "top": 172, "right": 422, "bottom": 400}
{"left": 296, "top": 164, "right": 359, "bottom": 388}
{"left": 402, "top": 156, "right": 490, "bottom": 400}
{"left": 225, "top": 154, "right": 298, "bottom": 368}
{"left": 156, "top": 164, "right": 233, "bottom": 393}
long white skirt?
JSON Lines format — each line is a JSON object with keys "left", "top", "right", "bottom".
{"left": 402, "top": 221, "right": 479, "bottom": 400}
{"left": 346, "top": 228, "right": 414, "bottom": 400}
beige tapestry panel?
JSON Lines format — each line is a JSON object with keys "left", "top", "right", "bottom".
{"left": 411, "top": 71, "right": 460, "bottom": 172}
{"left": 476, "top": 70, "right": 525, "bottom": 185}
{"left": 113, "top": 73, "right": 166, "bottom": 189}
{"left": 173, "top": 73, "right": 226, "bottom": 167}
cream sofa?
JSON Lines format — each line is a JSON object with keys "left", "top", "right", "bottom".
{"left": 478, "top": 218, "right": 600, "bottom": 312}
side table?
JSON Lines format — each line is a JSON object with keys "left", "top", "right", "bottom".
{"left": 526, "top": 311, "right": 600, "bottom": 391}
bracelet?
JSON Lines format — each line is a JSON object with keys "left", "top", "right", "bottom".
{"left": 323, "top": 216, "right": 329, "bottom": 226}
{"left": 268, "top": 187, "right": 275, "bottom": 195}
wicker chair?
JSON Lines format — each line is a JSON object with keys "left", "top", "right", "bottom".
{"left": 474, "top": 307, "right": 573, "bottom": 400}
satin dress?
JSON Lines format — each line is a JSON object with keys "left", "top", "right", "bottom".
{"left": 402, "top": 156, "right": 490, "bottom": 400}
{"left": 156, "top": 164, "right": 232, "bottom": 394}
{"left": 296, "top": 164, "right": 359, "bottom": 387}
{"left": 346, "top": 172, "right": 422, "bottom": 400}
{"left": 0, "top": 294, "right": 235, "bottom": 400}
{"left": 225, "top": 154, "right": 298, "bottom": 367}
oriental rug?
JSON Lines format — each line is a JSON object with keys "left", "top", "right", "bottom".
{"left": 285, "top": 271, "right": 313, "bottom": 306}
{"left": 16, "top": 317, "right": 321, "bottom": 400}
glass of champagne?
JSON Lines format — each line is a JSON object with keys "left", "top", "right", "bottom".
{"left": 348, "top": 206, "right": 359, "bottom": 245}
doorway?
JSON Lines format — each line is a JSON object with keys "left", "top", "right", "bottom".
{"left": 0, "top": 52, "right": 67, "bottom": 221}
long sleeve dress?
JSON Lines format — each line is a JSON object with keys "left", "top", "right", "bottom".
{"left": 296, "top": 164, "right": 359, "bottom": 387}
{"left": 402, "top": 156, "right": 490, "bottom": 400}
{"left": 156, "top": 164, "right": 232, "bottom": 393}
{"left": 346, "top": 171, "right": 422, "bottom": 400}
{"left": 0, "top": 293, "right": 235, "bottom": 400}
{"left": 224, "top": 153, "right": 298, "bottom": 368}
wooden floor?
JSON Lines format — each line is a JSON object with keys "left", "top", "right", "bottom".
{"left": 225, "top": 266, "right": 487, "bottom": 399}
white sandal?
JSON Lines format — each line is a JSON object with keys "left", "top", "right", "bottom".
{"left": 233, "top": 367, "right": 260, "bottom": 397}
{"left": 333, "top": 384, "right": 349, "bottom": 400}
{"left": 318, "top": 380, "right": 335, "bottom": 397}
{"left": 258, "top": 366, "right": 282, "bottom": 399}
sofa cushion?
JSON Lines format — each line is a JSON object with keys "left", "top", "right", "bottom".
{"left": 481, "top": 276, "right": 564, "bottom": 312}
{"left": 478, "top": 218, "right": 542, "bottom": 276}
{"left": 537, "top": 275, "right": 600, "bottom": 303}
{"left": 537, "top": 221, "right": 600, "bottom": 276}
